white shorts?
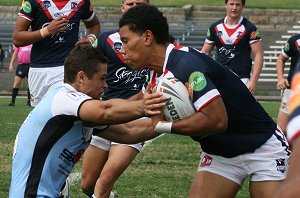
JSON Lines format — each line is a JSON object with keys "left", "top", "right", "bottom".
{"left": 28, "top": 66, "right": 64, "bottom": 107}
{"left": 279, "top": 88, "right": 291, "bottom": 114}
{"left": 240, "top": 78, "right": 249, "bottom": 85}
{"left": 90, "top": 135, "right": 144, "bottom": 152}
{"left": 197, "top": 128, "right": 290, "bottom": 186}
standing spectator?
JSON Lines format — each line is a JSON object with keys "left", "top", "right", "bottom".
{"left": 276, "top": 33, "right": 300, "bottom": 135}
{"left": 118, "top": 5, "right": 290, "bottom": 197}
{"left": 201, "top": 0, "right": 263, "bottom": 94}
{"left": 81, "top": 1, "right": 178, "bottom": 197}
{"left": 8, "top": 44, "right": 32, "bottom": 107}
{"left": 0, "top": 42, "right": 5, "bottom": 72}
{"left": 13, "top": 0, "right": 100, "bottom": 107}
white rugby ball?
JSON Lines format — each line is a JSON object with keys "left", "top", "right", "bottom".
{"left": 156, "top": 77, "right": 196, "bottom": 121}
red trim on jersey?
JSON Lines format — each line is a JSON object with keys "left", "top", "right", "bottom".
{"left": 151, "top": 72, "right": 157, "bottom": 89}
{"left": 233, "top": 29, "right": 246, "bottom": 45}
{"left": 223, "top": 23, "right": 243, "bottom": 37}
{"left": 52, "top": 0, "right": 69, "bottom": 10}
{"left": 197, "top": 94, "right": 221, "bottom": 111}
{"left": 174, "top": 45, "right": 183, "bottom": 50}
{"left": 37, "top": 0, "right": 85, "bottom": 20}
{"left": 18, "top": 13, "right": 33, "bottom": 21}
{"left": 289, "top": 130, "right": 300, "bottom": 144}
{"left": 163, "top": 68, "right": 169, "bottom": 76}
{"left": 106, "top": 36, "right": 125, "bottom": 63}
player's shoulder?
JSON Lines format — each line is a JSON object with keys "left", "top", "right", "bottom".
{"left": 210, "top": 18, "right": 224, "bottom": 28}
{"left": 241, "top": 17, "right": 257, "bottom": 28}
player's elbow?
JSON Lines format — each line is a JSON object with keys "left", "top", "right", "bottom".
{"left": 211, "top": 115, "right": 228, "bottom": 135}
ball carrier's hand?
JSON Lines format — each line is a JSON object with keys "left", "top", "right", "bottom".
{"left": 40, "top": 16, "right": 69, "bottom": 38}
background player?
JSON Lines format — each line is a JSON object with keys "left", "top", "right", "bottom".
{"left": 118, "top": 5, "right": 290, "bottom": 197}
{"left": 8, "top": 45, "right": 165, "bottom": 198}
{"left": 276, "top": 33, "right": 300, "bottom": 134}
{"left": 13, "top": 0, "right": 100, "bottom": 107}
{"left": 201, "top": 0, "right": 263, "bottom": 94}
{"left": 8, "top": 44, "right": 32, "bottom": 106}
{"left": 274, "top": 62, "right": 300, "bottom": 197}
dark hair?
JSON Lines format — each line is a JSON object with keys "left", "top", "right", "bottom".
{"left": 64, "top": 45, "right": 107, "bottom": 83}
{"left": 119, "top": 4, "right": 169, "bottom": 44}
{"left": 225, "top": 0, "right": 245, "bottom": 6}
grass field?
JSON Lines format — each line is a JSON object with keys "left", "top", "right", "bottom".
{"left": 0, "top": 0, "right": 300, "bottom": 9}
{"left": 0, "top": 97, "right": 280, "bottom": 197}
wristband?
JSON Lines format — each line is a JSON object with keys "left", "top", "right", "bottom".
{"left": 154, "top": 121, "right": 172, "bottom": 133}
{"left": 87, "top": 34, "right": 98, "bottom": 48}
{"left": 40, "top": 26, "right": 50, "bottom": 38}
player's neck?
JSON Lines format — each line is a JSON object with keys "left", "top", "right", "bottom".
{"left": 225, "top": 16, "right": 242, "bottom": 26}
{"left": 149, "top": 43, "right": 169, "bottom": 75}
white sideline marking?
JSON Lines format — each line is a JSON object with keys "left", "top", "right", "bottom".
{"left": 68, "top": 134, "right": 164, "bottom": 185}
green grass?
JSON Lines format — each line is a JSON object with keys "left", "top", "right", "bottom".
{"left": 0, "top": 98, "right": 280, "bottom": 197}
{"left": 1, "top": 0, "right": 300, "bottom": 9}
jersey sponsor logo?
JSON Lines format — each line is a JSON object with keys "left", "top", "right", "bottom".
{"left": 284, "top": 42, "right": 290, "bottom": 52}
{"left": 250, "top": 31, "right": 258, "bottom": 39}
{"left": 59, "top": 148, "right": 75, "bottom": 165}
{"left": 114, "top": 42, "right": 122, "bottom": 52}
{"left": 200, "top": 154, "right": 213, "bottom": 167}
{"left": 275, "top": 158, "right": 286, "bottom": 173}
{"left": 189, "top": 72, "right": 207, "bottom": 91}
{"left": 114, "top": 66, "right": 148, "bottom": 85}
{"left": 43, "top": 0, "right": 51, "bottom": 9}
{"left": 22, "top": 1, "right": 32, "bottom": 13}
{"left": 206, "top": 29, "right": 211, "bottom": 37}
{"left": 218, "top": 46, "right": 235, "bottom": 59}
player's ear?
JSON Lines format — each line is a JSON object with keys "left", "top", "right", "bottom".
{"left": 144, "top": 30, "right": 153, "bottom": 45}
{"left": 77, "top": 71, "right": 86, "bottom": 83}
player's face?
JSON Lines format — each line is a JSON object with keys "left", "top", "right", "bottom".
{"left": 82, "top": 63, "right": 108, "bottom": 99}
{"left": 120, "top": 25, "right": 148, "bottom": 70}
{"left": 121, "top": 0, "right": 148, "bottom": 13}
{"left": 225, "top": 0, "right": 243, "bottom": 19}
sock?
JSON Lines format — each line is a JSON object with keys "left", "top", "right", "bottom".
{"left": 27, "top": 88, "right": 30, "bottom": 102}
{"left": 11, "top": 88, "right": 19, "bottom": 103}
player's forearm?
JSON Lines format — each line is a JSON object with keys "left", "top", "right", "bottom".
{"left": 102, "top": 99, "right": 145, "bottom": 124}
{"left": 250, "top": 56, "right": 263, "bottom": 84}
{"left": 13, "top": 30, "right": 42, "bottom": 47}
{"left": 85, "top": 16, "right": 100, "bottom": 36}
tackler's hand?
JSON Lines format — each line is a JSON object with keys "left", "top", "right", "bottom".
{"left": 143, "top": 84, "right": 166, "bottom": 116}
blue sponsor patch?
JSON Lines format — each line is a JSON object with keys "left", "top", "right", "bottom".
{"left": 43, "top": 0, "right": 51, "bottom": 9}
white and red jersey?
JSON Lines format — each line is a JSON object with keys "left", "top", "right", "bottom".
{"left": 18, "top": 0, "right": 95, "bottom": 68}
{"left": 205, "top": 16, "right": 261, "bottom": 78}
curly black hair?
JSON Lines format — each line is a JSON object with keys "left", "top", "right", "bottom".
{"left": 119, "top": 4, "right": 169, "bottom": 44}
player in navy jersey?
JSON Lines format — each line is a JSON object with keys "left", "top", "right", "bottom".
{"left": 8, "top": 45, "right": 165, "bottom": 198}
{"left": 201, "top": 0, "right": 263, "bottom": 94}
{"left": 276, "top": 34, "right": 300, "bottom": 135}
{"left": 81, "top": 0, "right": 177, "bottom": 197}
{"left": 275, "top": 64, "right": 300, "bottom": 197}
{"left": 13, "top": 0, "right": 100, "bottom": 107}
{"left": 117, "top": 5, "right": 290, "bottom": 197}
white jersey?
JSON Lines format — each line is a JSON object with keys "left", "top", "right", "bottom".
{"left": 9, "top": 83, "right": 93, "bottom": 198}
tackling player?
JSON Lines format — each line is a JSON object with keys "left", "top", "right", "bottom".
{"left": 8, "top": 45, "right": 165, "bottom": 198}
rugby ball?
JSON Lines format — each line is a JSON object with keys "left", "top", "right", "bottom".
{"left": 156, "top": 77, "right": 196, "bottom": 121}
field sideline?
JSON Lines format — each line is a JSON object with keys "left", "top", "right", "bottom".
{"left": 0, "top": 98, "right": 280, "bottom": 197}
